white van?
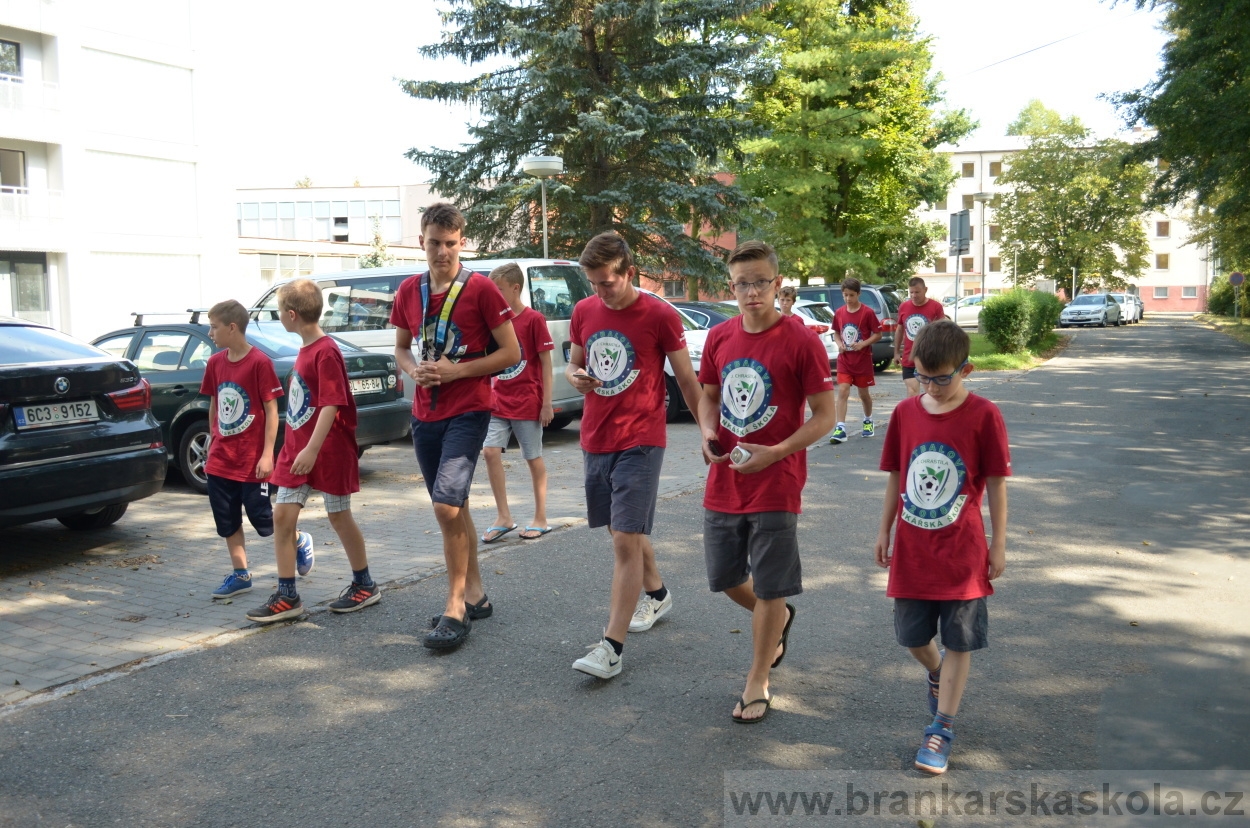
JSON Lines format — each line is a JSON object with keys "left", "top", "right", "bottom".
{"left": 252, "top": 259, "right": 595, "bottom": 428}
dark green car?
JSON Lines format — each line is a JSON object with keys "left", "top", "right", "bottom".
{"left": 93, "top": 315, "right": 411, "bottom": 494}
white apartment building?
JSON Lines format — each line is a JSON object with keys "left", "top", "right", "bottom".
{"left": 0, "top": 0, "right": 238, "bottom": 341}
{"left": 915, "top": 135, "right": 1212, "bottom": 312}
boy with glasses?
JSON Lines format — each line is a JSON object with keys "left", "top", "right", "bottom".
{"left": 895, "top": 277, "right": 948, "bottom": 397}
{"left": 873, "top": 320, "right": 1010, "bottom": 774}
{"left": 829, "top": 278, "right": 881, "bottom": 443}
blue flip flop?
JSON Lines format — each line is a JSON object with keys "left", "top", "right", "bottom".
{"left": 481, "top": 525, "right": 517, "bottom": 544}
{"left": 519, "top": 526, "right": 552, "bottom": 539}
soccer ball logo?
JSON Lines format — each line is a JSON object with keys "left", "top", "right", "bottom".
{"left": 842, "top": 324, "right": 861, "bottom": 347}
{"left": 906, "top": 313, "right": 927, "bottom": 339}
{"left": 719, "top": 359, "right": 774, "bottom": 436}
{"left": 586, "top": 333, "right": 632, "bottom": 383}
{"left": 905, "top": 448, "right": 963, "bottom": 512}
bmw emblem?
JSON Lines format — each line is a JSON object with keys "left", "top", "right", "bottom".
{"left": 54, "top": 376, "right": 70, "bottom": 395}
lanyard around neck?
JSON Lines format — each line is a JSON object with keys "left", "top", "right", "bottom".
{"left": 420, "top": 267, "right": 472, "bottom": 356}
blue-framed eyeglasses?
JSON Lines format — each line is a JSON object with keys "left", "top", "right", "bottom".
{"left": 915, "top": 361, "right": 969, "bottom": 386}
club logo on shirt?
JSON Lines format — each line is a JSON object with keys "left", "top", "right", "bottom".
{"left": 287, "top": 372, "right": 315, "bottom": 430}
{"left": 216, "top": 381, "right": 255, "bottom": 437}
{"left": 496, "top": 343, "right": 526, "bottom": 382}
{"left": 902, "top": 442, "right": 968, "bottom": 530}
{"left": 905, "top": 313, "right": 929, "bottom": 340}
{"left": 586, "top": 330, "right": 639, "bottom": 397}
{"left": 841, "top": 324, "right": 862, "bottom": 347}
{"left": 419, "top": 321, "right": 469, "bottom": 361}
{"left": 720, "top": 359, "right": 778, "bottom": 437}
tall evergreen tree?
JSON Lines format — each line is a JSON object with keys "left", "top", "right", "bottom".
{"left": 737, "top": 0, "right": 972, "bottom": 285}
{"left": 403, "top": 0, "right": 763, "bottom": 293}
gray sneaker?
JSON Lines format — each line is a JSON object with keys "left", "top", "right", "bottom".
{"left": 628, "top": 591, "right": 673, "bottom": 632}
{"left": 573, "top": 639, "right": 622, "bottom": 679}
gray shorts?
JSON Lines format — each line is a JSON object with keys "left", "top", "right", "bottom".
{"left": 484, "top": 416, "right": 544, "bottom": 461}
{"left": 893, "top": 597, "right": 988, "bottom": 652}
{"left": 583, "top": 446, "right": 664, "bottom": 534}
{"left": 703, "top": 510, "right": 802, "bottom": 600}
{"left": 275, "top": 484, "right": 351, "bottom": 514}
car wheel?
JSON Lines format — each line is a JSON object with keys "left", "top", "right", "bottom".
{"left": 546, "top": 414, "right": 574, "bottom": 430}
{"left": 357, "top": 445, "right": 366, "bottom": 460}
{"left": 178, "top": 420, "right": 210, "bottom": 495}
{"left": 664, "top": 375, "right": 682, "bottom": 423}
{"left": 1098, "top": 317, "right": 1107, "bottom": 328}
{"left": 58, "top": 503, "right": 128, "bottom": 531}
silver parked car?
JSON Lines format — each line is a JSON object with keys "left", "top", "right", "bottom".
{"left": 1059, "top": 293, "right": 1123, "bottom": 327}
{"left": 1109, "top": 292, "right": 1143, "bottom": 324}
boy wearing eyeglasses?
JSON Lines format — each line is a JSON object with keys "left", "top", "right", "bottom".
{"left": 830, "top": 277, "right": 881, "bottom": 443}
{"left": 873, "top": 319, "right": 1010, "bottom": 775}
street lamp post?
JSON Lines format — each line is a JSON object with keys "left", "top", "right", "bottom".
{"left": 1071, "top": 266, "right": 1077, "bottom": 300}
{"left": 973, "top": 192, "right": 993, "bottom": 298}
{"left": 521, "top": 155, "right": 563, "bottom": 259}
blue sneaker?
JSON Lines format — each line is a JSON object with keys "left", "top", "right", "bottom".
{"left": 212, "top": 571, "right": 252, "bottom": 599}
{"left": 861, "top": 418, "right": 875, "bottom": 438}
{"left": 828, "top": 425, "right": 848, "bottom": 444}
{"left": 915, "top": 724, "right": 955, "bottom": 775}
{"left": 295, "top": 531, "right": 315, "bottom": 576}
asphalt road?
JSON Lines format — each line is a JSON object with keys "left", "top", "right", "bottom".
{"left": 0, "top": 318, "right": 1247, "bottom": 827}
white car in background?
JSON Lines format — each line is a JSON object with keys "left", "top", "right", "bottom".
{"left": 1109, "top": 292, "right": 1143, "bottom": 324}
{"left": 949, "top": 294, "right": 987, "bottom": 329}
{"left": 790, "top": 300, "right": 840, "bottom": 365}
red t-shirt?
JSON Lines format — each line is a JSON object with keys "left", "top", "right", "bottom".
{"left": 570, "top": 291, "right": 686, "bottom": 453}
{"left": 271, "top": 335, "right": 359, "bottom": 496}
{"left": 699, "top": 316, "right": 834, "bottom": 514}
{"left": 834, "top": 304, "right": 880, "bottom": 376}
{"left": 389, "top": 271, "right": 515, "bottom": 422}
{"left": 491, "top": 307, "right": 554, "bottom": 421}
{"left": 897, "top": 298, "right": 948, "bottom": 367}
{"left": 879, "top": 393, "right": 1012, "bottom": 600}
{"left": 199, "top": 347, "right": 284, "bottom": 482}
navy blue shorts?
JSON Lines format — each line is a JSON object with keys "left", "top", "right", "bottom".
{"left": 893, "top": 597, "right": 988, "bottom": 652}
{"left": 902, "top": 366, "right": 916, "bottom": 380}
{"left": 412, "top": 410, "right": 491, "bottom": 506}
{"left": 206, "top": 474, "right": 274, "bottom": 539}
{"left": 583, "top": 445, "right": 665, "bottom": 534}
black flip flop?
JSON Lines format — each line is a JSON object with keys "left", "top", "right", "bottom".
{"left": 732, "top": 695, "right": 772, "bottom": 724}
{"left": 429, "top": 595, "right": 492, "bottom": 629}
{"left": 423, "top": 615, "right": 471, "bottom": 650}
{"left": 771, "top": 602, "right": 796, "bottom": 669}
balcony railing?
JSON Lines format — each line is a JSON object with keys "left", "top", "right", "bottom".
{"left": 0, "top": 186, "right": 64, "bottom": 220}
{"left": 0, "top": 73, "right": 60, "bottom": 111}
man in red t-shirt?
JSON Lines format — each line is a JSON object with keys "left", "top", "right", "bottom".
{"left": 698, "top": 241, "right": 835, "bottom": 723}
{"left": 480, "top": 262, "right": 555, "bottom": 542}
{"left": 830, "top": 277, "right": 881, "bottom": 443}
{"left": 391, "top": 203, "right": 521, "bottom": 652}
{"left": 566, "top": 232, "right": 702, "bottom": 680}
{"left": 894, "top": 276, "right": 948, "bottom": 398}
{"left": 874, "top": 319, "right": 1010, "bottom": 775}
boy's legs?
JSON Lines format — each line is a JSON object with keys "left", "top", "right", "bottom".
{"left": 207, "top": 474, "right": 248, "bottom": 570}
{"left": 902, "top": 367, "right": 921, "bottom": 397}
{"left": 481, "top": 416, "right": 515, "bottom": 535}
{"left": 834, "top": 382, "right": 851, "bottom": 424}
{"left": 272, "top": 501, "right": 302, "bottom": 579}
{"left": 525, "top": 456, "right": 549, "bottom": 532}
{"left": 511, "top": 419, "right": 548, "bottom": 534}
{"left": 605, "top": 529, "right": 662, "bottom": 642}
{"left": 857, "top": 384, "right": 873, "bottom": 419}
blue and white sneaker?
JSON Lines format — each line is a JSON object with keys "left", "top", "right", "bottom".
{"left": 828, "top": 425, "right": 848, "bottom": 444}
{"left": 212, "top": 571, "right": 253, "bottom": 599}
{"left": 295, "top": 531, "right": 315, "bottom": 576}
{"left": 915, "top": 724, "right": 955, "bottom": 775}
{"left": 861, "top": 418, "right": 875, "bottom": 438}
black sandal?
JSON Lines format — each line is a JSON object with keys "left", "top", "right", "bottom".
{"left": 423, "top": 615, "right": 471, "bottom": 650}
{"left": 771, "top": 603, "right": 796, "bottom": 669}
{"left": 429, "top": 595, "right": 492, "bottom": 628}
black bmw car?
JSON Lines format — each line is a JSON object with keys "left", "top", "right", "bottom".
{"left": 0, "top": 317, "right": 166, "bottom": 530}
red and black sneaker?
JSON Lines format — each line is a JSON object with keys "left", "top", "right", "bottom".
{"left": 246, "top": 591, "right": 304, "bottom": 624}
{"left": 329, "top": 582, "right": 381, "bottom": 614}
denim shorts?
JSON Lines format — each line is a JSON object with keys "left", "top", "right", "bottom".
{"left": 893, "top": 597, "right": 988, "bottom": 652}
{"left": 412, "top": 410, "right": 492, "bottom": 506}
{"left": 703, "top": 510, "right": 802, "bottom": 600}
{"left": 206, "top": 474, "right": 274, "bottom": 538}
{"left": 583, "top": 445, "right": 664, "bottom": 534}
{"left": 483, "top": 416, "right": 544, "bottom": 461}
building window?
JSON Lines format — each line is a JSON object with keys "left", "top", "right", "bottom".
{"left": 963, "top": 287, "right": 978, "bottom": 297}
{"left": 0, "top": 148, "right": 26, "bottom": 189}
{"left": 259, "top": 254, "right": 314, "bottom": 284}
{"left": 934, "top": 258, "right": 947, "bottom": 274}
{"left": 992, "top": 193, "right": 1002, "bottom": 208}
{"left": 989, "top": 161, "right": 1002, "bottom": 177}
{"left": 961, "top": 257, "right": 974, "bottom": 273}
{"left": 1154, "top": 286, "right": 1169, "bottom": 299}
{"left": 934, "top": 197, "right": 948, "bottom": 211}
{"left": 989, "top": 257, "right": 1001, "bottom": 272}
{"left": 0, "top": 254, "right": 49, "bottom": 326}
{"left": 1156, "top": 253, "right": 1170, "bottom": 270}
{"left": 961, "top": 162, "right": 974, "bottom": 178}
{"left": 0, "top": 40, "right": 19, "bottom": 78}
{"left": 663, "top": 280, "right": 686, "bottom": 299}
{"left": 969, "top": 225, "right": 975, "bottom": 241}
{"left": 962, "top": 194, "right": 974, "bottom": 210}
{"left": 989, "top": 224, "right": 1001, "bottom": 241}
{"left": 1182, "top": 285, "right": 1197, "bottom": 298}
{"left": 1156, "top": 220, "right": 1170, "bottom": 237}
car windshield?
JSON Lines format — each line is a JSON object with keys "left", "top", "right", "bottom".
{"left": 795, "top": 304, "right": 834, "bottom": 323}
{"left": 1071, "top": 295, "right": 1103, "bottom": 306}
{"left": 0, "top": 323, "right": 107, "bottom": 364}
{"left": 1110, "top": 294, "right": 1127, "bottom": 302}
{"left": 248, "top": 321, "right": 362, "bottom": 357}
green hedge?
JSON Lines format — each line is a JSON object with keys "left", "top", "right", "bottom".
{"left": 1208, "top": 274, "right": 1236, "bottom": 316}
{"left": 980, "top": 291, "right": 1032, "bottom": 353}
{"left": 1025, "top": 291, "right": 1063, "bottom": 348}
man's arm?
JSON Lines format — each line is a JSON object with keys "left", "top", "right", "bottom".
{"left": 537, "top": 349, "right": 554, "bottom": 427}
{"left": 731, "top": 389, "right": 835, "bottom": 474}
{"left": 565, "top": 343, "right": 601, "bottom": 395}
{"left": 290, "top": 405, "right": 339, "bottom": 476}
{"left": 986, "top": 476, "right": 1008, "bottom": 580}
{"left": 395, "top": 326, "right": 420, "bottom": 381}
{"left": 874, "top": 471, "right": 901, "bottom": 568}
{"left": 256, "top": 397, "right": 279, "bottom": 479}
{"left": 666, "top": 347, "right": 702, "bottom": 427}
{"left": 206, "top": 395, "right": 216, "bottom": 453}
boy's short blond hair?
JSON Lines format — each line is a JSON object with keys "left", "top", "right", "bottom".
{"left": 489, "top": 262, "right": 524, "bottom": 287}
{"left": 277, "top": 279, "right": 323, "bottom": 324}
{"left": 911, "top": 319, "right": 969, "bottom": 371}
{"left": 208, "top": 299, "right": 249, "bottom": 332}
{"left": 779, "top": 286, "right": 798, "bottom": 300}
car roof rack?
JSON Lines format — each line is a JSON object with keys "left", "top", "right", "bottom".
{"left": 132, "top": 308, "right": 269, "bottom": 326}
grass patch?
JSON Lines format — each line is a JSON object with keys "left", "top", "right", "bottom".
{"left": 1195, "top": 314, "right": 1250, "bottom": 347}
{"left": 968, "top": 331, "right": 1069, "bottom": 371}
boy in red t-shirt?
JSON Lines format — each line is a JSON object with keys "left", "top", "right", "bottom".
{"left": 246, "top": 279, "right": 381, "bottom": 623}
{"left": 698, "top": 241, "right": 835, "bottom": 723}
{"left": 480, "top": 263, "right": 555, "bottom": 543}
{"left": 830, "top": 278, "right": 881, "bottom": 443}
{"left": 894, "top": 276, "right": 948, "bottom": 398}
{"left": 874, "top": 319, "right": 1010, "bottom": 774}
{"left": 566, "top": 232, "right": 702, "bottom": 680}
{"left": 200, "top": 299, "right": 295, "bottom": 599}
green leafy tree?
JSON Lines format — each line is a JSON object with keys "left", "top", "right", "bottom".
{"left": 402, "top": 0, "right": 763, "bottom": 295}
{"left": 358, "top": 217, "right": 395, "bottom": 269}
{"left": 1007, "top": 99, "right": 1085, "bottom": 138}
{"left": 995, "top": 104, "right": 1153, "bottom": 294}
{"left": 737, "top": 0, "right": 972, "bottom": 285}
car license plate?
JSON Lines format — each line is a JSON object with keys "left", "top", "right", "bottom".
{"left": 350, "top": 377, "right": 383, "bottom": 395}
{"left": 14, "top": 400, "right": 100, "bottom": 430}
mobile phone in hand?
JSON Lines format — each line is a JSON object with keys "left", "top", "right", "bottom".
{"left": 707, "top": 439, "right": 725, "bottom": 457}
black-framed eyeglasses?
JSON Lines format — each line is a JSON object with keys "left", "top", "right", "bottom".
{"left": 915, "top": 360, "right": 968, "bottom": 387}
{"left": 730, "top": 279, "right": 775, "bottom": 294}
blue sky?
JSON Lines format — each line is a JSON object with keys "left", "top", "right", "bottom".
{"left": 210, "top": 0, "right": 1168, "bottom": 188}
